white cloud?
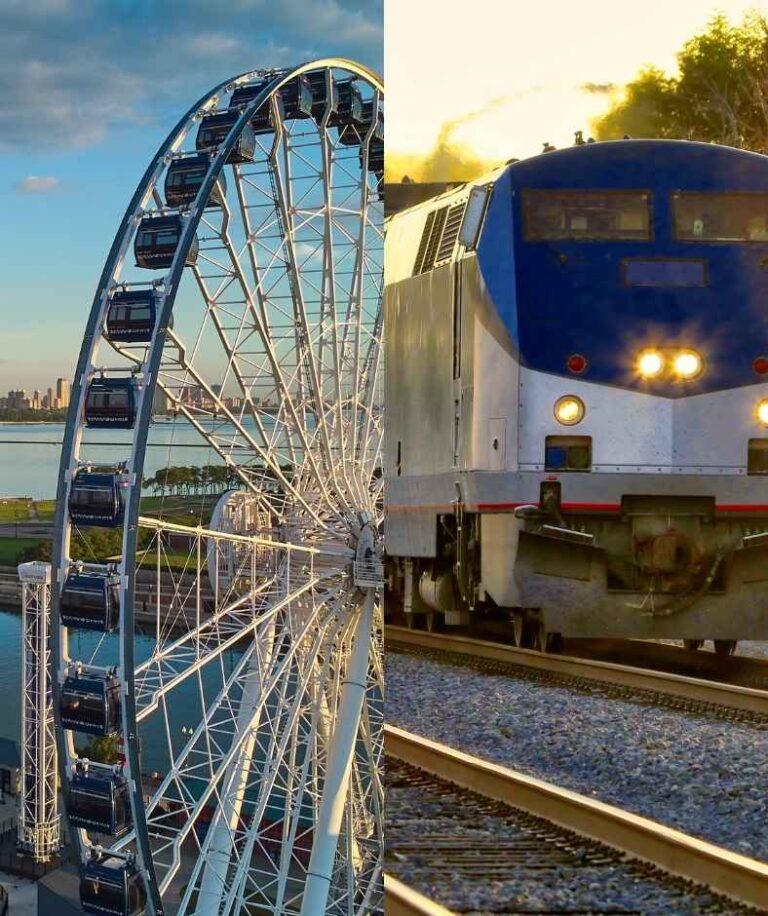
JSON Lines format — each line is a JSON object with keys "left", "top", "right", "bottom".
{"left": 0, "top": 2, "right": 382, "bottom": 152}
{"left": 15, "top": 175, "right": 59, "bottom": 193}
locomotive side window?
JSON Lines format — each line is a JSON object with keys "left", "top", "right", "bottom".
{"left": 522, "top": 189, "right": 651, "bottom": 241}
{"left": 673, "top": 192, "right": 768, "bottom": 241}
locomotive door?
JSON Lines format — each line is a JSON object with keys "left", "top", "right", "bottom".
{"left": 489, "top": 417, "right": 507, "bottom": 470}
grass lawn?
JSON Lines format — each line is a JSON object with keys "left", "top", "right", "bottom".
{"left": 136, "top": 548, "right": 198, "bottom": 573}
{"left": 0, "top": 500, "right": 31, "bottom": 523}
{"left": 33, "top": 500, "right": 57, "bottom": 521}
{"left": 0, "top": 536, "right": 45, "bottom": 566}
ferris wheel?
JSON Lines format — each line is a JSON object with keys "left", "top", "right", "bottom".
{"left": 50, "top": 59, "right": 384, "bottom": 916}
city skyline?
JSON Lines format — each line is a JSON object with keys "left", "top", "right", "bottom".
{"left": 2, "top": 377, "right": 70, "bottom": 411}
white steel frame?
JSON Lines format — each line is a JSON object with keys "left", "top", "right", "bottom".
{"left": 18, "top": 562, "right": 60, "bottom": 862}
{"left": 51, "top": 59, "right": 384, "bottom": 916}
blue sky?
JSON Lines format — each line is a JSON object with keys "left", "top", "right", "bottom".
{"left": 0, "top": 0, "right": 383, "bottom": 392}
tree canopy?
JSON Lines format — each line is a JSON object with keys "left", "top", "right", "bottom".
{"left": 592, "top": 13, "right": 768, "bottom": 152}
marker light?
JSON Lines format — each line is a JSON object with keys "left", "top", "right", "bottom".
{"left": 638, "top": 349, "right": 663, "bottom": 378}
{"left": 673, "top": 349, "right": 703, "bottom": 380}
{"left": 754, "top": 357, "right": 768, "bottom": 375}
{"left": 566, "top": 353, "right": 587, "bottom": 374}
{"left": 554, "top": 395, "right": 585, "bottom": 426}
{"left": 758, "top": 399, "right": 768, "bottom": 426}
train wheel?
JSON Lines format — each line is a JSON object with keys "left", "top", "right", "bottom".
{"left": 683, "top": 639, "right": 704, "bottom": 651}
{"left": 546, "top": 631, "right": 564, "bottom": 653}
{"left": 512, "top": 610, "right": 529, "bottom": 648}
{"left": 713, "top": 640, "right": 738, "bottom": 656}
{"left": 530, "top": 618, "right": 563, "bottom": 653}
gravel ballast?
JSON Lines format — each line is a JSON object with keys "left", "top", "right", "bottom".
{"left": 386, "top": 650, "right": 768, "bottom": 862}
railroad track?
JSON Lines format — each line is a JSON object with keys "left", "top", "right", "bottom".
{"left": 384, "top": 726, "right": 768, "bottom": 915}
{"left": 386, "top": 626, "right": 768, "bottom": 722}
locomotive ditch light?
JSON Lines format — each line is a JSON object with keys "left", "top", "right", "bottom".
{"left": 553, "top": 395, "right": 585, "bottom": 426}
{"left": 673, "top": 349, "right": 703, "bottom": 380}
{"left": 757, "top": 399, "right": 768, "bottom": 425}
{"left": 637, "top": 349, "right": 663, "bottom": 378}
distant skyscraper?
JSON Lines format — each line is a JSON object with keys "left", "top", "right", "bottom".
{"left": 56, "top": 378, "right": 70, "bottom": 408}
{"left": 47, "top": 388, "right": 54, "bottom": 410}
{"left": 32, "top": 390, "right": 40, "bottom": 410}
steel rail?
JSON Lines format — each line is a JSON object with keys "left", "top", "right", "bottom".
{"left": 386, "top": 626, "right": 768, "bottom": 715}
{"left": 383, "top": 874, "right": 456, "bottom": 916}
{"left": 385, "top": 725, "right": 768, "bottom": 911}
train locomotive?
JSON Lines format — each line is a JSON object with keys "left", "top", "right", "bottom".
{"left": 384, "top": 139, "right": 768, "bottom": 652}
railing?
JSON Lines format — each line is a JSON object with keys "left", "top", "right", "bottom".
{"left": 353, "top": 559, "right": 384, "bottom": 588}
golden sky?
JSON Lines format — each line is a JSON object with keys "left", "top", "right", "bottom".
{"left": 386, "top": 0, "right": 767, "bottom": 176}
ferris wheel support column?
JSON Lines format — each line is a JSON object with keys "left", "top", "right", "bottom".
{"left": 300, "top": 588, "right": 375, "bottom": 916}
{"left": 17, "top": 562, "right": 60, "bottom": 862}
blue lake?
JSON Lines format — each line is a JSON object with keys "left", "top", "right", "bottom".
{"left": 0, "top": 422, "right": 219, "bottom": 499}
{"left": 1, "top": 604, "right": 244, "bottom": 776}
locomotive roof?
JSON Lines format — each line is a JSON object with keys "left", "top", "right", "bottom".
{"left": 387, "top": 139, "right": 768, "bottom": 225}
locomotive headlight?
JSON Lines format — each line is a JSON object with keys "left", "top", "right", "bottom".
{"left": 554, "top": 395, "right": 585, "bottom": 426}
{"left": 673, "top": 349, "right": 703, "bottom": 380}
{"left": 757, "top": 399, "right": 768, "bottom": 426}
{"left": 638, "top": 349, "right": 664, "bottom": 378}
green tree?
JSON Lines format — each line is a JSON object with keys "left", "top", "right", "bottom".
{"left": 76, "top": 734, "right": 121, "bottom": 764}
{"left": 592, "top": 13, "right": 768, "bottom": 151}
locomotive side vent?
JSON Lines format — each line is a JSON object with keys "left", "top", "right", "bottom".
{"left": 435, "top": 202, "right": 468, "bottom": 264}
{"left": 421, "top": 206, "right": 448, "bottom": 272}
{"left": 413, "top": 200, "right": 469, "bottom": 275}
{"left": 413, "top": 210, "right": 437, "bottom": 275}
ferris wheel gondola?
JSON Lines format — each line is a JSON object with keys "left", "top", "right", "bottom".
{"left": 51, "top": 58, "right": 384, "bottom": 916}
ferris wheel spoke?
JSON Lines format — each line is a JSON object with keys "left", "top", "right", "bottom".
{"left": 197, "top": 610, "right": 347, "bottom": 914}
{"left": 156, "top": 333, "right": 338, "bottom": 529}
{"left": 140, "top": 586, "right": 348, "bottom": 897}
{"left": 134, "top": 566, "right": 341, "bottom": 723}
{"left": 189, "top": 209, "right": 346, "bottom": 524}
{"left": 268, "top": 124, "right": 347, "bottom": 504}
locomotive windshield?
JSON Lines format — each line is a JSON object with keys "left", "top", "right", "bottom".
{"left": 673, "top": 192, "right": 768, "bottom": 241}
{"left": 522, "top": 189, "right": 651, "bottom": 241}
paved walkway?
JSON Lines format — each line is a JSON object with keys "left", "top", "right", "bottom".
{"left": 0, "top": 870, "right": 36, "bottom": 915}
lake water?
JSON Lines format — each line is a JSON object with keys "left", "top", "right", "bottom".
{"left": 0, "top": 603, "right": 244, "bottom": 776}
{"left": 0, "top": 421, "right": 225, "bottom": 499}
